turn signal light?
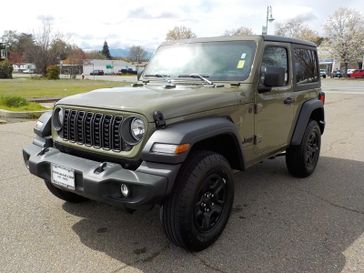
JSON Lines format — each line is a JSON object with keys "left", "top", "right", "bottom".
{"left": 151, "top": 143, "right": 191, "bottom": 155}
{"left": 319, "top": 92, "right": 325, "bottom": 104}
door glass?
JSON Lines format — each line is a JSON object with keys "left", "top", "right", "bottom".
{"left": 261, "top": 47, "right": 289, "bottom": 85}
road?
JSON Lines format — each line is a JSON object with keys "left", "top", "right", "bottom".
{"left": 1, "top": 81, "right": 364, "bottom": 273}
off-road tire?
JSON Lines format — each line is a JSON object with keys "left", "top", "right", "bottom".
{"left": 286, "top": 120, "right": 321, "bottom": 178}
{"left": 44, "top": 180, "right": 88, "bottom": 203}
{"left": 161, "top": 150, "right": 234, "bottom": 251}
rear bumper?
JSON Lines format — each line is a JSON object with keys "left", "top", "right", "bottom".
{"left": 23, "top": 143, "right": 180, "bottom": 208}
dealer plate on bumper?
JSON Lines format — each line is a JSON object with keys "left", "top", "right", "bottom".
{"left": 51, "top": 164, "right": 75, "bottom": 190}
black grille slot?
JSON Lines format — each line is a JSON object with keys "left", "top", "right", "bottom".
{"left": 62, "top": 109, "right": 70, "bottom": 139}
{"left": 102, "top": 115, "right": 113, "bottom": 149}
{"left": 112, "top": 116, "right": 123, "bottom": 151}
{"left": 93, "top": 114, "right": 103, "bottom": 148}
{"left": 76, "top": 111, "right": 85, "bottom": 143}
{"left": 84, "top": 112, "right": 94, "bottom": 146}
{"left": 68, "top": 110, "right": 77, "bottom": 142}
{"left": 61, "top": 109, "right": 127, "bottom": 152}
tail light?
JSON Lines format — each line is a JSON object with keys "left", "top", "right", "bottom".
{"left": 319, "top": 92, "right": 325, "bottom": 104}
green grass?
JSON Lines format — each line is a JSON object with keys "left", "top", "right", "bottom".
{"left": 0, "top": 102, "right": 46, "bottom": 111}
{"left": 0, "top": 78, "right": 129, "bottom": 99}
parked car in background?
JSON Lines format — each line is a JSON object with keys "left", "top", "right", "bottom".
{"left": 351, "top": 69, "right": 364, "bottom": 78}
{"left": 320, "top": 69, "right": 327, "bottom": 78}
{"left": 119, "top": 68, "right": 137, "bottom": 74}
{"left": 347, "top": 69, "right": 356, "bottom": 77}
{"left": 23, "top": 69, "right": 35, "bottom": 74}
{"left": 332, "top": 70, "right": 342, "bottom": 78}
{"left": 90, "top": 70, "right": 104, "bottom": 75}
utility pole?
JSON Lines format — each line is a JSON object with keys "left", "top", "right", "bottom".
{"left": 262, "top": 5, "right": 275, "bottom": 35}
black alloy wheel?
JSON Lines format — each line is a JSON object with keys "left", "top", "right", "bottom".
{"left": 194, "top": 173, "right": 227, "bottom": 232}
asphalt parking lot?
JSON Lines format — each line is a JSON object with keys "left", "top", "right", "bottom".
{"left": 1, "top": 79, "right": 364, "bottom": 273}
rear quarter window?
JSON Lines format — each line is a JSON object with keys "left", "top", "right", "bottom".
{"left": 294, "top": 48, "right": 319, "bottom": 84}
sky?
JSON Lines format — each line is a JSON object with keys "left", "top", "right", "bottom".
{"left": 1, "top": 0, "right": 363, "bottom": 51}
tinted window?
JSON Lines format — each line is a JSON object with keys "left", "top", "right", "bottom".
{"left": 294, "top": 48, "right": 318, "bottom": 84}
{"left": 261, "top": 46, "right": 289, "bottom": 85}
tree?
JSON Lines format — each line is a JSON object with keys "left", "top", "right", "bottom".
{"left": 63, "top": 46, "right": 86, "bottom": 77}
{"left": 166, "top": 26, "right": 196, "bottom": 40}
{"left": 224, "top": 26, "right": 254, "bottom": 36}
{"left": 324, "top": 8, "right": 364, "bottom": 75}
{"left": 275, "top": 19, "right": 321, "bottom": 44}
{"left": 0, "top": 60, "right": 13, "bottom": 79}
{"left": 85, "top": 50, "right": 106, "bottom": 60}
{"left": 31, "top": 20, "right": 57, "bottom": 75}
{"left": 101, "top": 41, "right": 112, "bottom": 59}
{"left": 128, "top": 46, "right": 147, "bottom": 63}
{"left": 50, "top": 38, "right": 71, "bottom": 61}
{"left": 1, "top": 31, "right": 35, "bottom": 63}
{"left": 1, "top": 30, "right": 18, "bottom": 50}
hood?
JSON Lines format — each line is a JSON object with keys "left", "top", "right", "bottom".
{"left": 57, "top": 84, "right": 241, "bottom": 122}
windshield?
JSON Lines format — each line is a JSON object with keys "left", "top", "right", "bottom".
{"left": 144, "top": 41, "right": 257, "bottom": 82}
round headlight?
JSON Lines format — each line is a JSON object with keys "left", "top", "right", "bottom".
{"left": 130, "top": 118, "right": 145, "bottom": 141}
{"left": 53, "top": 107, "right": 64, "bottom": 131}
{"left": 58, "top": 108, "right": 64, "bottom": 126}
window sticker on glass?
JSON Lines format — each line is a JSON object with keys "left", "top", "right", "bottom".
{"left": 241, "top": 53, "right": 247, "bottom": 59}
{"left": 237, "top": 60, "right": 245, "bottom": 69}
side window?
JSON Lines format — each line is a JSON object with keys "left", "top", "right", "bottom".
{"left": 294, "top": 48, "right": 319, "bottom": 84}
{"left": 261, "top": 46, "right": 289, "bottom": 85}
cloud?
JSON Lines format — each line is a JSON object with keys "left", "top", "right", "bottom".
{"left": 36, "top": 15, "right": 55, "bottom": 23}
{"left": 296, "top": 12, "right": 317, "bottom": 22}
{"left": 127, "top": 8, "right": 176, "bottom": 19}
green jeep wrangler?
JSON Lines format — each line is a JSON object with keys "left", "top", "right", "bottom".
{"left": 23, "top": 35, "right": 325, "bottom": 251}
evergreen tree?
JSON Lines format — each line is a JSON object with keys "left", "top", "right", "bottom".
{"left": 101, "top": 41, "right": 112, "bottom": 60}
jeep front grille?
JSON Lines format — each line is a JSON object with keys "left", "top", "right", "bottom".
{"left": 61, "top": 109, "right": 130, "bottom": 152}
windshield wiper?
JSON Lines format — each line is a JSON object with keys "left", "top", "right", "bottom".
{"left": 178, "top": 73, "right": 214, "bottom": 86}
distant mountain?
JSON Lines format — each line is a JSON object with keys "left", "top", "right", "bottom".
{"left": 109, "top": 48, "right": 154, "bottom": 59}
{"left": 109, "top": 48, "right": 130, "bottom": 58}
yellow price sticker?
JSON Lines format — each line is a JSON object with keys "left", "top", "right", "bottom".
{"left": 237, "top": 60, "right": 245, "bottom": 69}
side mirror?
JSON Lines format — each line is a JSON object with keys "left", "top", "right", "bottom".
{"left": 258, "top": 66, "right": 286, "bottom": 93}
{"left": 263, "top": 66, "right": 286, "bottom": 87}
{"left": 137, "top": 69, "right": 144, "bottom": 81}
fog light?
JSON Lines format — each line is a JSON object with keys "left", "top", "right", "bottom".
{"left": 120, "top": 184, "right": 129, "bottom": 197}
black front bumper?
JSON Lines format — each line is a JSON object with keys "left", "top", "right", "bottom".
{"left": 23, "top": 143, "right": 180, "bottom": 208}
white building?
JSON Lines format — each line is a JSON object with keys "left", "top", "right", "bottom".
{"left": 12, "top": 63, "right": 36, "bottom": 73}
{"left": 83, "top": 59, "right": 136, "bottom": 75}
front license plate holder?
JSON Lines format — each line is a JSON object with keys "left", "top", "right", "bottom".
{"left": 51, "top": 164, "right": 75, "bottom": 190}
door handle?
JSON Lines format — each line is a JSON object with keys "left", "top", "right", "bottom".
{"left": 283, "top": 97, "right": 295, "bottom": 104}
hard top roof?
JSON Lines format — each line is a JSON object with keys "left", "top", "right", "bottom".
{"left": 161, "top": 35, "right": 316, "bottom": 48}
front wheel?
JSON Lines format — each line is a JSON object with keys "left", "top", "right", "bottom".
{"left": 161, "top": 151, "right": 234, "bottom": 251}
{"left": 286, "top": 120, "right": 321, "bottom": 178}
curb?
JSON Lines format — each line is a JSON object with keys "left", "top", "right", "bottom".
{"left": 0, "top": 109, "right": 49, "bottom": 119}
{"left": 28, "top": 97, "right": 61, "bottom": 103}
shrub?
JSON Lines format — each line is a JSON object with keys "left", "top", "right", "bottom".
{"left": 46, "top": 65, "right": 60, "bottom": 80}
{"left": 30, "top": 75, "right": 44, "bottom": 80}
{"left": 0, "top": 60, "right": 13, "bottom": 79}
{"left": 0, "top": 96, "right": 28, "bottom": 107}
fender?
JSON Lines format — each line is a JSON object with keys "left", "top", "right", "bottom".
{"left": 291, "top": 99, "right": 324, "bottom": 146}
{"left": 142, "top": 117, "right": 245, "bottom": 168}
{"left": 34, "top": 111, "right": 52, "bottom": 137}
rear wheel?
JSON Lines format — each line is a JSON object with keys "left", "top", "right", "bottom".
{"left": 161, "top": 151, "right": 234, "bottom": 251}
{"left": 286, "top": 120, "right": 321, "bottom": 178}
{"left": 44, "top": 180, "right": 88, "bottom": 203}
